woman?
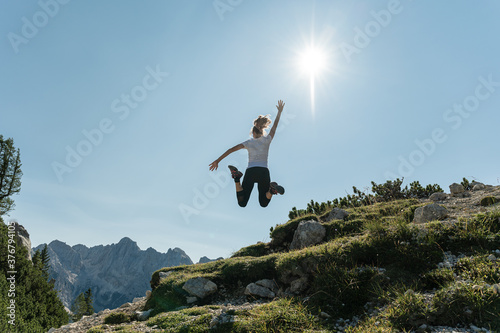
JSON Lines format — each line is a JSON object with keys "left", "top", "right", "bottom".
{"left": 209, "top": 100, "right": 285, "bottom": 207}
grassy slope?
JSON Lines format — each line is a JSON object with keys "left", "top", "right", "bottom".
{"left": 92, "top": 199, "right": 500, "bottom": 332}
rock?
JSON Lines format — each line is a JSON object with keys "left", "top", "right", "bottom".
{"left": 492, "top": 284, "right": 500, "bottom": 295}
{"left": 135, "top": 309, "right": 152, "bottom": 321}
{"left": 48, "top": 328, "right": 56, "bottom": 333}
{"left": 449, "top": 183, "right": 465, "bottom": 196}
{"left": 159, "top": 271, "right": 174, "bottom": 279}
{"left": 119, "top": 302, "right": 132, "bottom": 308}
{"left": 186, "top": 296, "right": 198, "bottom": 304}
{"left": 290, "top": 277, "right": 308, "bottom": 293}
{"left": 132, "top": 297, "right": 144, "bottom": 303}
{"left": 328, "top": 208, "right": 349, "bottom": 221}
{"left": 290, "top": 220, "right": 326, "bottom": 250}
{"left": 320, "top": 312, "right": 331, "bottom": 319}
{"left": 429, "top": 192, "right": 447, "bottom": 202}
{"left": 487, "top": 254, "right": 496, "bottom": 261}
{"left": 472, "top": 183, "right": 486, "bottom": 191}
{"left": 12, "top": 222, "right": 32, "bottom": 260}
{"left": 255, "top": 279, "right": 278, "bottom": 292}
{"left": 182, "top": 277, "right": 217, "bottom": 299}
{"left": 413, "top": 204, "right": 448, "bottom": 223}
{"left": 245, "top": 283, "right": 275, "bottom": 298}
{"left": 480, "top": 196, "right": 497, "bottom": 207}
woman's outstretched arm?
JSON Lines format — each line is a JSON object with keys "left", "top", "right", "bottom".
{"left": 269, "top": 99, "right": 285, "bottom": 139}
{"left": 209, "top": 144, "right": 244, "bottom": 171}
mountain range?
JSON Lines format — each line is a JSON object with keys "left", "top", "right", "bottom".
{"left": 33, "top": 237, "right": 193, "bottom": 312}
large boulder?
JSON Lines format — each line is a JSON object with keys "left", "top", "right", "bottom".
{"left": 429, "top": 192, "right": 447, "bottom": 202}
{"left": 182, "top": 277, "right": 217, "bottom": 299}
{"left": 413, "top": 204, "right": 448, "bottom": 223}
{"left": 471, "top": 181, "right": 486, "bottom": 191}
{"left": 290, "top": 220, "right": 326, "bottom": 250}
{"left": 245, "top": 280, "right": 276, "bottom": 298}
{"left": 328, "top": 208, "right": 349, "bottom": 221}
{"left": 449, "top": 183, "right": 465, "bottom": 197}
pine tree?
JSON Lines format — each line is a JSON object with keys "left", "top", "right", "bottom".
{"left": 71, "top": 288, "right": 94, "bottom": 321}
{"left": 0, "top": 135, "right": 23, "bottom": 215}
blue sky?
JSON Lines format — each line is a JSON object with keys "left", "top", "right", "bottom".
{"left": 1, "top": 0, "right": 499, "bottom": 262}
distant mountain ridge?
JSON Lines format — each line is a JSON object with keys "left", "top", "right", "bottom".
{"left": 33, "top": 237, "right": 193, "bottom": 312}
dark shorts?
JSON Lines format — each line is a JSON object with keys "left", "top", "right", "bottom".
{"left": 237, "top": 167, "right": 271, "bottom": 207}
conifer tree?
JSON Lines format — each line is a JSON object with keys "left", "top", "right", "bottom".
{"left": 71, "top": 288, "right": 94, "bottom": 321}
{"left": 0, "top": 135, "right": 22, "bottom": 215}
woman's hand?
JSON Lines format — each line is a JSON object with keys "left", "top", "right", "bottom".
{"left": 209, "top": 160, "right": 219, "bottom": 171}
{"left": 276, "top": 100, "right": 285, "bottom": 113}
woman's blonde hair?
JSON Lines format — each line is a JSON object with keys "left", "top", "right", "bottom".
{"left": 251, "top": 115, "right": 272, "bottom": 136}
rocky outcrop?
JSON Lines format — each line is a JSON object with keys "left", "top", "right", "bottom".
{"left": 328, "top": 208, "right": 349, "bottom": 221}
{"left": 34, "top": 237, "right": 193, "bottom": 312}
{"left": 290, "top": 220, "right": 326, "bottom": 250}
{"left": 12, "top": 222, "right": 32, "bottom": 260}
{"left": 245, "top": 279, "right": 278, "bottom": 298}
{"left": 449, "top": 183, "right": 467, "bottom": 197}
{"left": 413, "top": 203, "right": 448, "bottom": 223}
{"left": 182, "top": 277, "right": 217, "bottom": 299}
{"left": 429, "top": 192, "right": 447, "bottom": 202}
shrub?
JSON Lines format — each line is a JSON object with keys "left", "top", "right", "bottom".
{"left": 103, "top": 312, "right": 131, "bottom": 324}
{"left": 480, "top": 196, "right": 497, "bottom": 207}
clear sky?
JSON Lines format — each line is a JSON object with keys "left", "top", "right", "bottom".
{"left": 1, "top": 0, "right": 499, "bottom": 263}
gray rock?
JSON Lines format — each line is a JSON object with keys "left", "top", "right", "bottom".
{"left": 290, "top": 220, "right": 326, "bottom": 250}
{"left": 135, "top": 309, "right": 152, "bottom": 321}
{"left": 413, "top": 204, "right": 448, "bottom": 223}
{"left": 119, "top": 302, "right": 132, "bottom": 308}
{"left": 328, "top": 208, "right": 349, "bottom": 221}
{"left": 13, "top": 223, "right": 31, "bottom": 260}
{"left": 159, "top": 271, "right": 174, "bottom": 280}
{"left": 255, "top": 279, "right": 278, "bottom": 292}
{"left": 245, "top": 283, "right": 275, "bottom": 298}
{"left": 290, "top": 277, "right": 308, "bottom": 293}
{"left": 472, "top": 184, "right": 486, "bottom": 191}
{"left": 449, "top": 183, "right": 465, "bottom": 196}
{"left": 186, "top": 296, "right": 198, "bottom": 304}
{"left": 182, "top": 277, "right": 217, "bottom": 299}
{"left": 429, "top": 192, "right": 447, "bottom": 202}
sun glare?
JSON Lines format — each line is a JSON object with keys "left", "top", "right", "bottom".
{"left": 298, "top": 46, "right": 327, "bottom": 77}
{"left": 296, "top": 45, "right": 329, "bottom": 116}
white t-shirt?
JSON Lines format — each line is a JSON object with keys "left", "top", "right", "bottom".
{"left": 242, "top": 135, "right": 273, "bottom": 168}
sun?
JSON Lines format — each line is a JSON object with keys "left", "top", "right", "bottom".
{"left": 297, "top": 46, "right": 328, "bottom": 77}
{"left": 296, "top": 45, "right": 329, "bottom": 116}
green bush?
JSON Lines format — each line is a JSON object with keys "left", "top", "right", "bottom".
{"left": 103, "top": 312, "right": 131, "bottom": 324}
{"left": 480, "top": 196, "right": 497, "bottom": 207}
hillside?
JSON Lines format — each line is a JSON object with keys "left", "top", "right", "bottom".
{"left": 51, "top": 179, "right": 500, "bottom": 333}
{"left": 34, "top": 237, "right": 193, "bottom": 312}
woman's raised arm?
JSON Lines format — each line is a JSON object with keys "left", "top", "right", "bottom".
{"left": 269, "top": 100, "right": 285, "bottom": 139}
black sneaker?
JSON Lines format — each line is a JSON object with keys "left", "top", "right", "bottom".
{"left": 228, "top": 165, "right": 243, "bottom": 181}
{"left": 269, "top": 182, "right": 285, "bottom": 195}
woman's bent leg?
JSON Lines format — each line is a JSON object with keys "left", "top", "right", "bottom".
{"left": 257, "top": 168, "right": 271, "bottom": 207}
{"left": 237, "top": 169, "right": 255, "bottom": 207}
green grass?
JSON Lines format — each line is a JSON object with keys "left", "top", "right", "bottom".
{"left": 144, "top": 199, "right": 500, "bottom": 331}
{"left": 147, "top": 306, "right": 214, "bottom": 332}
{"left": 103, "top": 312, "right": 131, "bottom": 324}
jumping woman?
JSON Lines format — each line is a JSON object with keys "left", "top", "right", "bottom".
{"left": 209, "top": 100, "right": 286, "bottom": 207}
